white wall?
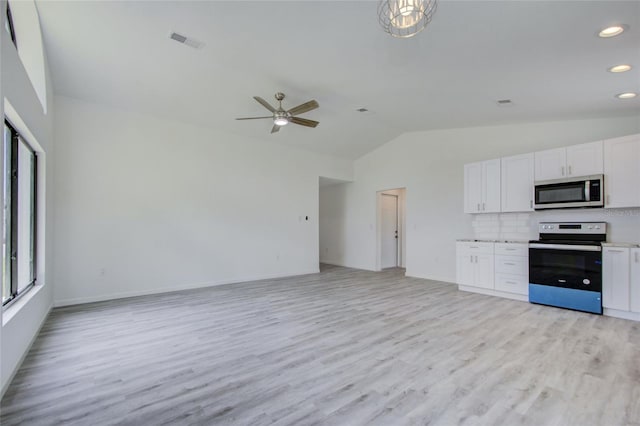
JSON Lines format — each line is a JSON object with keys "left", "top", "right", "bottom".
{"left": 53, "top": 96, "right": 352, "bottom": 306}
{"left": 319, "top": 116, "right": 640, "bottom": 282}
{"left": 1, "top": 2, "right": 55, "bottom": 394}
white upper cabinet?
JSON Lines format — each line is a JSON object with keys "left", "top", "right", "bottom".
{"left": 566, "top": 141, "right": 604, "bottom": 177}
{"left": 464, "top": 159, "right": 500, "bottom": 213}
{"left": 534, "top": 147, "right": 566, "bottom": 181}
{"left": 501, "top": 153, "right": 534, "bottom": 212}
{"left": 534, "top": 141, "right": 603, "bottom": 181}
{"left": 464, "top": 162, "right": 483, "bottom": 214}
{"left": 482, "top": 159, "right": 501, "bottom": 213}
{"left": 604, "top": 134, "right": 640, "bottom": 208}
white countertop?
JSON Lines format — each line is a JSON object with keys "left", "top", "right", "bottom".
{"left": 457, "top": 239, "right": 529, "bottom": 244}
{"left": 459, "top": 239, "right": 640, "bottom": 247}
{"left": 602, "top": 242, "right": 640, "bottom": 248}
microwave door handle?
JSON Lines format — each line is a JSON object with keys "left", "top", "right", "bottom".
{"left": 585, "top": 180, "right": 590, "bottom": 201}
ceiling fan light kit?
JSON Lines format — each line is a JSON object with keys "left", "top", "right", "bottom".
{"left": 378, "top": 0, "right": 438, "bottom": 38}
{"left": 236, "top": 92, "right": 319, "bottom": 134}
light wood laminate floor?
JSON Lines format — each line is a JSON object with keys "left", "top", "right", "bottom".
{"left": 2, "top": 265, "right": 639, "bottom": 425}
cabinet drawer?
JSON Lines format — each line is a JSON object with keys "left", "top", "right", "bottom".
{"left": 495, "top": 273, "right": 529, "bottom": 295}
{"left": 457, "top": 241, "right": 494, "bottom": 255}
{"left": 495, "top": 243, "right": 528, "bottom": 257}
{"left": 495, "top": 255, "right": 528, "bottom": 275}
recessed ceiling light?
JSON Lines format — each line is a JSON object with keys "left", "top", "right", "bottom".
{"left": 608, "top": 64, "right": 632, "bottom": 73}
{"left": 599, "top": 25, "right": 625, "bottom": 38}
{"left": 616, "top": 92, "right": 637, "bottom": 99}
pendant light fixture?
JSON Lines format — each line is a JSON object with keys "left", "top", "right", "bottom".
{"left": 378, "top": 0, "right": 438, "bottom": 38}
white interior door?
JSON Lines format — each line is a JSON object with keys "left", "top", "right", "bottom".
{"left": 381, "top": 194, "right": 398, "bottom": 269}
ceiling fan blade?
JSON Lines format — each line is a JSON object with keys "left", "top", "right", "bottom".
{"left": 254, "top": 96, "right": 277, "bottom": 113}
{"left": 287, "top": 100, "right": 319, "bottom": 116}
{"left": 235, "top": 116, "right": 273, "bottom": 120}
{"left": 290, "top": 117, "right": 319, "bottom": 128}
{"left": 271, "top": 124, "right": 281, "bottom": 134}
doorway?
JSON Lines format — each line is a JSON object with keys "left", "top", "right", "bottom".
{"left": 376, "top": 188, "right": 406, "bottom": 271}
{"left": 381, "top": 194, "right": 398, "bottom": 268}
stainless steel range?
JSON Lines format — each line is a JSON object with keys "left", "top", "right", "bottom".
{"left": 529, "top": 222, "right": 606, "bottom": 314}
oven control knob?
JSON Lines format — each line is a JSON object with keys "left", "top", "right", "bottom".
{"left": 587, "top": 226, "right": 593, "bottom": 229}
{"left": 595, "top": 225, "right": 600, "bottom": 229}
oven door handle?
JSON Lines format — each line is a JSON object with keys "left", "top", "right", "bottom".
{"left": 529, "top": 243, "right": 601, "bottom": 252}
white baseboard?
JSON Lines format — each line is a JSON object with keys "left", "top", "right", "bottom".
{"left": 320, "top": 261, "right": 376, "bottom": 272}
{"left": 405, "top": 271, "right": 456, "bottom": 284}
{"left": 603, "top": 308, "right": 640, "bottom": 322}
{"left": 458, "top": 285, "right": 529, "bottom": 302}
{"left": 1, "top": 303, "right": 52, "bottom": 398}
{"left": 54, "top": 269, "right": 320, "bottom": 307}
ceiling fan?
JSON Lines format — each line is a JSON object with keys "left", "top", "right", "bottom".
{"left": 236, "top": 92, "right": 319, "bottom": 134}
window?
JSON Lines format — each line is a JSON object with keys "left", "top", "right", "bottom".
{"left": 2, "top": 120, "right": 37, "bottom": 306}
{"left": 5, "top": 2, "right": 16, "bottom": 46}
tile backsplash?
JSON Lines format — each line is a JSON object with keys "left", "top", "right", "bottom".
{"left": 472, "top": 213, "right": 532, "bottom": 241}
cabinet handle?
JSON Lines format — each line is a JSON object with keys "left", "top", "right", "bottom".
{"left": 504, "top": 262, "right": 516, "bottom": 266}
{"left": 506, "top": 281, "right": 517, "bottom": 285}
{"left": 470, "top": 255, "right": 473, "bottom": 263}
{"left": 608, "top": 249, "right": 624, "bottom": 253}
{"left": 530, "top": 200, "right": 533, "bottom": 209}
{"left": 568, "top": 165, "right": 572, "bottom": 175}
{"left": 561, "top": 166, "right": 565, "bottom": 176}
{"left": 470, "top": 246, "right": 479, "bottom": 249}
{"left": 477, "top": 203, "right": 480, "bottom": 211}
{"left": 482, "top": 202, "right": 486, "bottom": 211}
{"left": 606, "top": 195, "right": 610, "bottom": 205}
{"left": 636, "top": 252, "right": 639, "bottom": 263}
{"left": 475, "top": 256, "right": 478, "bottom": 262}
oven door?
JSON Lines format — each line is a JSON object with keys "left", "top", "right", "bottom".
{"left": 529, "top": 244, "right": 602, "bottom": 314}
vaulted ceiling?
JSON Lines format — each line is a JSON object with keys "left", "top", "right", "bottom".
{"left": 36, "top": 1, "right": 640, "bottom": 159}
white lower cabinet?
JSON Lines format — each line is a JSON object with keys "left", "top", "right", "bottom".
{"left": 494, "top": 243, "right": 528, "bottom": 296}
{"left": 631, "top": 249, "right": 640, "bottom": 313}
{"left": 602, "top": 245, "right": 640, "bottom": 321}
{"left": 456, "top": 242, "right": 494, "bottom": 289}
{"left": 494, "top": 273, "right": 528, "bottom": 295}
{"left": 457, "top": 241, "right": 528, "bottom": 299}
{"left": 602, "top": 246, "right": 630, "bottom": 311}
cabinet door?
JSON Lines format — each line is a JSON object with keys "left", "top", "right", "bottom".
{"left": 474, "top": 254, "right": 495, "bottom": 289}
{"left": 534, "top": 148, "right": 566, "bottom": 181}
{"left": 631, "top": 249, "right": 640, "bottom": 313}
{"left": 501, "top": 153, "right": 534, "bottom": 212}
{"left": 604, "top": 134, "right": 640, "bottom": 208}
{"left": 456, "top": 255, "right": 474, "bottom": 286}
{"left": 602, "top": 247, "right": 630, "bottom": 311}
{"left": 464, "top": 162, "right": 483, "bottom": 213}
{"left": 566, "top": 141, "right": 603, "bottom": 177}
{"left": 482, "top": 159, "right": 501, "bottom": 213}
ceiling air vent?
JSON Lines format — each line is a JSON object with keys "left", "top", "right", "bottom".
{"left": 169, "top": 32, "right": 203, "bottom": 49}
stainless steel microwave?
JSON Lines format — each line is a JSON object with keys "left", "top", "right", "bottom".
{"left": 534, "top": 174, "right": 604, "bottom": 210}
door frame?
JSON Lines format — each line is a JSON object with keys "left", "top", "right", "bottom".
{"left": 376, "top": 188, "right": 406, "bottom": 271}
